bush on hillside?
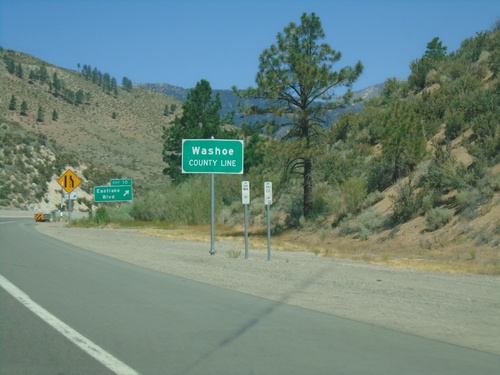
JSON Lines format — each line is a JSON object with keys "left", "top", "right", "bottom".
{"left": 391, "top": 179, "right": 421, "bottom": 225}
{"left": 94, "top": 207, "right": 110, "bottom": 225}
{"left": 425, "top": 207, "right": 453, "bottom": 231}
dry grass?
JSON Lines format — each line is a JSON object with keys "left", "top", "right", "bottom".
{"left": 121, "top": 220, "right": 499, "bottom": 275}
{"left": 109, "top": 188, "right": 499, "bottom": 276}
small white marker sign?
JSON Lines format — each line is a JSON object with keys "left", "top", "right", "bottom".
{"left": 242, "top": 181, "right": 250, "bottom": 204}
{"left": 264, "top": 182, "right": 272, "bottom": 205}
{"left": 63, "top": 190, "right": 78, "bottom": 200}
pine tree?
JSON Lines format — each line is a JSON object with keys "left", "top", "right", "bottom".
{"left": 82, "top": 64, "right": 91, "bottom": 79}
{"left": 122, "top": 77, "right": 133, "bottom": 91}
{"left": 15, "top": 63, "right": 23, "bottom": 78}
{"left": 92, "top": 68, "right": 99, "bottom": 83}
{"left": 38, "top": 64, "right": 48, "bottom": 84}
{"left": 76, "top": 89, "right": 84, "bottom": 104}
{"left": 103, "top": 73, "right": 111, "bottom": 93}
{"left": 65, "top": 89, "right": 75, "bottom": 104}
{"left": 37, "top": 106, "right": 45, "bottom": 122}
{"left": 9, "top": 95, "right": 17, "bottom": 111}
{"left": 5, "top": 56, "right": 15, "bottom": 74}
{"left": 236, "top": 12, "right": 363, "bottom": 217}
{"left": 29, "top": 70, "right": 36, "bottom": 82}
{"left": 163, "top": 79, "right": 237, "bottom": 183}
{"left": 409, "top": 37, "right": 448, "bottom": 90}
{"left": 52, "top": 109, "right": 59, "bottom": 121}
{"left": 20, "top": 100, "right": 28, "bottom": 116}
{"left": 52, "top": 72, "right": 61, "bottom": 96}
{"left": 381, "top": 100, "right": 427, "bottom": 181}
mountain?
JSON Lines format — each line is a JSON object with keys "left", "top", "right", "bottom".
{"left": 1, "top": 48, "right": 181, "bottom": 210}
{"left": 136, "top": 82, "right": 384, "bottom": 125}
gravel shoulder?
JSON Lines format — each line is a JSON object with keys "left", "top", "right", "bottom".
{"left": 35, "top": 223, "right": 500, "bottom": 356}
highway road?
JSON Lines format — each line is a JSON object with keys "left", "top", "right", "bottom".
{"left": 1, "top": 216, "right": 499, "bottom": 374}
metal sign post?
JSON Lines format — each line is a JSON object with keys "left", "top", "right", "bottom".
{"left": 242, "top": 181, "right": 250, "bottom": 258}
{"left": 63, "top": 190, "right": 78, "bottom": 228}
{"left": 264, "top": 182, "right": 272, "bottom": 261}
{"left": 182, "top": 138, "right": 244, "bottom": 255}
{"left": 210, "top": 172, "right": 215, "bottom": 255}
{"left": 57, "top": 170, "right": 81, "bottom": 228}
{"left": 68, "top": 197, "right": 72, "bottom": 228}
{"left": 59, "top": 195, "right": 63, "bottom": 233}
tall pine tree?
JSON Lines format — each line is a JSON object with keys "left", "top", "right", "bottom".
{"left": 235, "top": 13, "right": 363, "bottom": 217}
{"left": 162, "top": 79, "right": 236, "bottom": 184}
{"left": 9, "top": 95, "right": 17, "bottom": 111}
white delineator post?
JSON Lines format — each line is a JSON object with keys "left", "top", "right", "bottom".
{"left": 242, "top": 181, "right": 250, "bottom": 259}
{"left": 264, "top": 182, "right": 272, "bottom": 261}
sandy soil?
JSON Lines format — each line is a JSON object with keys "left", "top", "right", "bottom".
{"left": 33, "top": 223, "right": 500, "bottom": 356}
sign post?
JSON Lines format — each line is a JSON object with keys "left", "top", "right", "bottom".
{"left": 210, "top": 172, "right": 215, "bottom": 255}
{"left": 182, "top": 138, "right": 244, "bottom": 255}
{"left": 59, "top": 195, "right": 63, "bottom": 233}
{"left": 242, "top": 181, "right": 250, "bottom": 259}
{"left": 264, "top": 182, "right": 273, "bottom": 261}
{"left": 57, "top": 169, "right": 82, "bottom": 228}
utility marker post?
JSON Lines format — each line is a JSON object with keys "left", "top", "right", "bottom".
{"left": 57, "top": 169, "right": 81, "bottom": 229}
{"left": 64, "top": 190, "right": 78, "bottom": 227}
{"left": 264, "top": 182, "right": 272, "bottom": 261}
{"left": 59, "top": 195, "right": 63, "bottom": 233}
{"left": 68, "top": 197, "right": 72, "bottom": 228}
{"left": 242, "top": 181, "right": 250, "bottom": 258}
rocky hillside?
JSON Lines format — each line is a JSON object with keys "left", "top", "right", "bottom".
{"left": 0, "top": 48, "right": 381, "bottom": 212}
{"left": 1, "top": 48, "right": 182, "bottom": 210}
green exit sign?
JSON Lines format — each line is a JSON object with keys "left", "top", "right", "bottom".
{"left": 110, "top": 179, "right": 132, "bottom": 186}
{"left": 94, "top": 185, "right": 133, "bottom": 202}
{"left": 182, "top": 139, "right": 244, "bottom": 174}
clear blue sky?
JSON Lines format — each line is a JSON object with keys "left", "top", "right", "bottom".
{"left": 1, "top": 0, "right": 499, "bottom": 91}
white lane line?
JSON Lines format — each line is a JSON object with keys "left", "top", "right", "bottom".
{"left": 0, "top": 274, "right": 140, "bottom": 375}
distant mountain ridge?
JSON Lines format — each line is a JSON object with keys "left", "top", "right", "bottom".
{"left": 136, "top": 82, "right": 385, "bottom": 125}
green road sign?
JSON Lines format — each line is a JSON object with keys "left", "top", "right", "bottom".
{"left": 94, "top": 185, "right": 133, "bottom": 202}
{"left": 110, "top": 178, "right": 132, "bottom": 186}
{"left": 182, "top": 139, "right": 244, "bottom": 174}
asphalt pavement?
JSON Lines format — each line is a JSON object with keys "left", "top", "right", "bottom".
{"left": 1, "top": 216, "right": 499, "bottom": 375}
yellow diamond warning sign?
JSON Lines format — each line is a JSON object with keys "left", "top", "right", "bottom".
{"left": 57, "top": 169, "right": 81, "bottom": 193}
